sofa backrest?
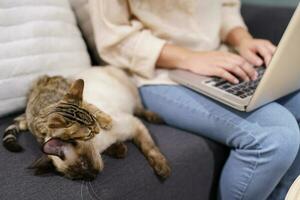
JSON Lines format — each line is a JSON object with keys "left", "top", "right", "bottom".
{"left": 0, "top": 0, "right": 91, "bottom": 116}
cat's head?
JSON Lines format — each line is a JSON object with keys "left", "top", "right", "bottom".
{"left": 30, "top": 138, "right": 103, "bottom": 180}
{"left": 46, "top": 79, "right": 100, "bottom": 141}
{"left": 29, "top": 79, "right": 104, "bottom": 180}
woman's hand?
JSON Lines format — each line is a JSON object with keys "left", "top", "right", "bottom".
{"left": 179, "top": 51, "right": 257, "bottom": 84}
{"left": 226, "top": 27, "right": 276, "bottom": 67}
{"left": 181, "top": 51, "right": 257, "bottom": 84}
{"left": 236, "top": 38, "right": 276, "bottom": 67}
{"left": 157, "top": 44, "right": 257, "bottom": 84}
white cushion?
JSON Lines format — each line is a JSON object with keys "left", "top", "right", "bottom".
{"left": 0, "top": 0, "right": 92, "bottom": 116}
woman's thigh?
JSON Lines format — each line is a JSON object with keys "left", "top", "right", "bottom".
{"left": 139, "top": 85, "right": 299, "bottom": 146}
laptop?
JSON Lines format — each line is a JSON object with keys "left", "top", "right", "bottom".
{"left": 170, "top": 4, "right": 300, "bottom": 112}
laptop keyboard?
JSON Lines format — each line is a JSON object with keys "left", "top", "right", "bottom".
{"left": 205, "top": 66, "right": 266, "bottom": 99}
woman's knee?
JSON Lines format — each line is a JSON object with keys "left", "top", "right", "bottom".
{"left": 259, "top": 125, "right": 300, "bottom": 171}
{"left": 241, "top": 107, "right": 300, "bottom": 170}
{"left": 253, "top": 104, "right": 300, "bottom": 157}
{"left": 268, "top": 108, "right": 300, "bottom": 158}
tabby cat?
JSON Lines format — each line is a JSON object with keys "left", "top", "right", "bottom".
{"left": 3, "top": 76, "right": 113, "bottom": 179}
{"left": 2, "top": 67, "right": 171, "bottom": 180}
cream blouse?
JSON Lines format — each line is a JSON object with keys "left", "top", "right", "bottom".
{"left": 89, "top": 0, "right": 247, "bottom": 86}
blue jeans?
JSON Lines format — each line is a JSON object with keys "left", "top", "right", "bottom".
{"left": 139, "top": 85, "right": 300, "bottom": 200}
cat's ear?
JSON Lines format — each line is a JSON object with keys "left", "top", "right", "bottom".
{"left": 28, "top": 155, "right": 55, "bottom": 175}
{"left": 63, "top": 79, "right": 84, "bottom": 105}
{"left": 48, "top": 114, "right": 67, "bottom": 129}
{"left": 42, "top": 138, "right": 68, "bottom": 160}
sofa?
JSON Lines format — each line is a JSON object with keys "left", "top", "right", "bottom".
{"left": 0, "top": 4, "right": 295, "bottom": 200}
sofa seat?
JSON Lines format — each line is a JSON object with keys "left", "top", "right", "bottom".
{"left": 0, "top": 113, "right": 228, "bottom": 200}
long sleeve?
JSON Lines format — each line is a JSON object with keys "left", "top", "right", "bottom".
{"left": 220, "top": 0, "right": 247, "bottom": 41}
{"left": 88, "top": 0, "right": 166, "bottom": 78}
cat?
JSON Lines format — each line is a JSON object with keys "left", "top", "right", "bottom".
{"left": 2, "top": 66, "right": 171, "bottom": 180}
{"left": 3, "top": 76, "right": 114, "bottom": 179}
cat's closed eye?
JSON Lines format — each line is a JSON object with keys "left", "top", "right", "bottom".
{"left": 63, "top": 121, "right": 73, "bottom": 128}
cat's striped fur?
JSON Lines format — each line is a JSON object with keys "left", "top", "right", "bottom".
{"left": 3, "top": 76, "right": 112, "bottom": 151}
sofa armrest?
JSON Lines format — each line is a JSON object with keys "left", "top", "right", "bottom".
{"left": 241, "top": 4, "right": 296, "bottom": 45}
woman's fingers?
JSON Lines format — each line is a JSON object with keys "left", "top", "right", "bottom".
{"left": 223, "top": 53, "right": 256, "bottom": 81}
{"left": 221, "top": 63, "right": 250, "bottom": 82}
{"left": 264, "top": 41, "right": 277, "bottom": 53}
{"left": 243, "top": 50, "right": 263, "bottom": 66}
{"left": 213, "top": 68, "right": 239, "bottom": 84}
{"left": 257, "top": 45, "right": 272, "bottom": 66}
{"left": 260, "top": 40, "right": 276, "bottom": 66}
{"left": 241, "top": 62, "right": 257, "bottom": 80}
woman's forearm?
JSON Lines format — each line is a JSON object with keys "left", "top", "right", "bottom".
{"left": 156, "top": 28, "right": 252, "bottom": 70}
{"left": 155, "top": 42, "right": 257, "bottom": 83}
{"left": 225, "top": 27, "right": 253, "bottom": 47}
{"left": 156, "top": 44, "right": 191, "bottom": 70}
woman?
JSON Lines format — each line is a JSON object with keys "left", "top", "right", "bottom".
{"left": 89, "top": 0, "right": 300, "bottom": 199}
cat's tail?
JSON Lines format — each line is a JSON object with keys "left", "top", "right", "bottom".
{"left": 2, "top": 114, "right": 27, "bottom": 152}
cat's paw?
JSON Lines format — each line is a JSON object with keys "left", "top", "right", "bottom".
{"left": 100, "top": 120, "right": 113, "bottom": 130}
{"left": 134, "top": 108, "right": 164, "bottom": 124}
{"left": 144, "top": 111, "right": 164, "bottom": 124}
{"left": 98, "top": 115, "right": 113, "bottom": 130}
{"left": 148, "top": 150, "right": 171, "bottom": 179}
{"left": 104, "top": 142, "right": 128, "bottom": 158}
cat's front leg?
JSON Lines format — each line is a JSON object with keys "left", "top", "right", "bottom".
{"left": 85, "top": 103, "right": 113, "bottom": 131}
{"left": 130, "top": 117, "right": 171, "bottom": 179}
{"left": 96, "top": 114, "right": 171, "bottom": 179}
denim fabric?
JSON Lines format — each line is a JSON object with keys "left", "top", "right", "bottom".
{"left": 139, "top": 85, "right": 300, "bottom": 200}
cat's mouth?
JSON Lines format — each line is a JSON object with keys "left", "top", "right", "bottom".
{"left": 42, "top": 138, "right": 71, "bottom": 160}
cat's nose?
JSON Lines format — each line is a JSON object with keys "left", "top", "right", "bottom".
{"left": 82, "top": 171, "right": 98, "bottom": 181}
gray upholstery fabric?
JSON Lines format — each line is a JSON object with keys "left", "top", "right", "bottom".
{"left": 0, "top": 4, "right": 294, "bottom": 200}
{"left": 0, "top": 113, "right": 227, "bottom": 200}
{"left": 241, "top": 4, "right": 295, "bottom": 45}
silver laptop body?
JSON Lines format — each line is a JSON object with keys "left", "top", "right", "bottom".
{"left": 170, "top": 4, "right": 300, "bottom": 112}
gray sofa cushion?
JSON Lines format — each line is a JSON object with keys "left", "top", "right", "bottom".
{"left": 0, "top": 113, "right": 227, "bottom": 200}
{"left": 241, "top": 4, "right": 295, "bottom": 45}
